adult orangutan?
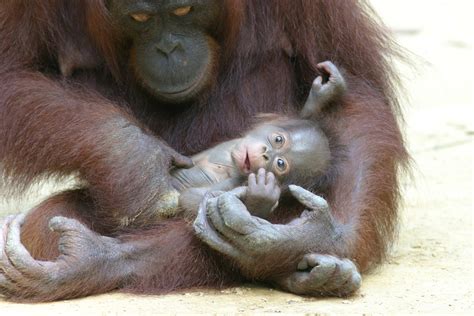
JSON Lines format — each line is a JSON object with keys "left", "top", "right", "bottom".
{"left": 0, "top": 0, "right": 407, "bottom": 302}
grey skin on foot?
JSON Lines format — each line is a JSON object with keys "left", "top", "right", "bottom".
{"left": 275, "top": 253, "right": 361, "bottom": 297}
{"left": 0, "top": 214, "right": 130, "bottom": 300}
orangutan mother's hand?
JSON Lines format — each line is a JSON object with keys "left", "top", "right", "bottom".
{"left": 193, "top": 185, "right": 361, "bottom": 297}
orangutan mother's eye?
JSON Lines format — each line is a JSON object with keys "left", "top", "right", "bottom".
{"left": 172, "top": 6, "right": 192, "bottom": 16}
{"left": 130, "top": 13, "right": 152, "bottom": 22}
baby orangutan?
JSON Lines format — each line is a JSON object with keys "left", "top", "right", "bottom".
{"left": 171, "top": 61, "right": 346, "bottom": 219}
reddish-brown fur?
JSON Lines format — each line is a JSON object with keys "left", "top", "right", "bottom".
{"left": 0, "top": 0, "right": 408, "bottom": 301}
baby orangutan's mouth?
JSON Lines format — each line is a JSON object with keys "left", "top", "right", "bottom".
{"left": 243, "top": 151, "right": 251, "bottom": 173}
{"left": 231, "top": 146, "right": 253, "bottom": 175}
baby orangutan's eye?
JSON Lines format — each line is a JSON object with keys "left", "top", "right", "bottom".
{"left": 276, "top": 158, "right": 286, "bottom": 170}
{"left": 272, "top": 133, "right": 285, "bottom": 147}
{"left": 277, "top": 158, "right": 285, "bottom": 168}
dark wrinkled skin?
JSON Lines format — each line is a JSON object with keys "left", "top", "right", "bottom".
{"left": 194, "top": 185, "right": 361, "bottom": 295}
{"left": 108, "top": 0, "right": 223, "bottom": 103}
{"left": 276, "top": 254, "right": 361, "bottom": 297}
{"left": 0, "top": 215, "right": 133, "bottom": 300}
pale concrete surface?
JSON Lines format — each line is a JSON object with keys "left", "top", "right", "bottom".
{"left": 1, "top": 0, "right": 473, "bottom": 314}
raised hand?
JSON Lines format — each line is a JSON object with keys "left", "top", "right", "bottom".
{"left": 300, "top": 60, "right": 347, "bottom": 119}
{"left": 243, "top": 168, "right": 281, "bottom": 219}
{"left": 315, "top": 61, "right": 346, "bottom": 97}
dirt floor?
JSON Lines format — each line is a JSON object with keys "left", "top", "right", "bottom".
{"left": 1, "top": 0, "right": 473, "bottom": 314}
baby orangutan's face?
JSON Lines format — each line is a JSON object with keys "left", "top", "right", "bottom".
{"left": 231, "top": 121, "right": 326, "bottom": 180}
{"left": 231, "top": 123, "right": 290, "bottom": 177}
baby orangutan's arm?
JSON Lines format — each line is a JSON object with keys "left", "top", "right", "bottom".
{"left": 179, "top": 170, "right": 280, "bottom": 220}
{"left": 178, "top": 178, "right": 241, "bottom": 219}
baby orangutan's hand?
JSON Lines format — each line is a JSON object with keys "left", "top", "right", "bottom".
{"left": 243, "top": 168, "right": 281, "bottom": 219}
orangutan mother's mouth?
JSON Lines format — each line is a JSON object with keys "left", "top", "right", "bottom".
{"left": 159, "top": 76, "right": 201, "bottom": 95}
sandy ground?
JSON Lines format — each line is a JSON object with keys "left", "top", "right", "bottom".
{"left": 1, "top": 0, "right": 473, "bottom": 314}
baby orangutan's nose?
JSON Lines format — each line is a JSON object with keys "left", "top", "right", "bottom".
{"left": 261, "top": 145, "right": 270, "bottom": 161}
